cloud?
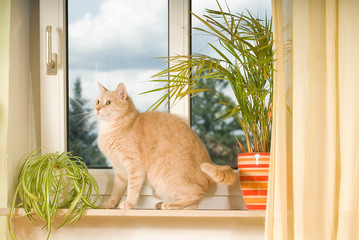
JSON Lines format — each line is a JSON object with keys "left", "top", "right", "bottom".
{"left": 68, "top": 0, "right": 272, "bottom": 111}
{"left": 192, "top": 0, "right": 272, "bottom": 57}
{"left": 69, "top": 68, "right": 167, "bottom": 112}
{"left": 192, "top": 0, "right": 271, "bottom": 18}
{"left": 68, "top": 0, "right": 271, "bottom": 71}
{"left": 68, "top": 0, "right": 168, "bottom": 71}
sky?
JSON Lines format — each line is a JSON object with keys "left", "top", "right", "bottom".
{"left": 67, "top": 0, "right": 272, "bottom": 112}
{"left": 68, "top": 0, "right": 168, "bottom": 112}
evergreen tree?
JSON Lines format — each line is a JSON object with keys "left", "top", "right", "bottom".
{"left": 68, "top": 77, "right": 107, "bottom": 167}
{"left": 192, "top": 76, "right": 246, "bottom": 168}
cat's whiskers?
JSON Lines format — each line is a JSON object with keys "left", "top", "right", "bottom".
{"left": 72, "top": 111, "right": 96, "bottom": 126}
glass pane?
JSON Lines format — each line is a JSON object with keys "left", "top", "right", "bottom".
{"left": 67, "top": 0, "right": 168, "bottom": 167}
{"left": 191, "top": 0, "right": 272, "bottom": 168}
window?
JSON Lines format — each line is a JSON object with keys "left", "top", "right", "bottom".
{"left": 67, "top": 0, "right": 168, "bottom": 167}
{"left": 39, "top": 0, "right": 270, "bottom": 210}
{"left": 65, "top": 0, "right": 272, "bottom": 169}
{"left": 39, "top": 0, "right": 190, "bottom": 173}
{"left": 191, "top": 0, "right": 272, "bottom": 168}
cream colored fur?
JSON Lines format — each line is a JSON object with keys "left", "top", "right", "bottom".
{"left": 95, "top": 82, "right": 236, "bottom": 210}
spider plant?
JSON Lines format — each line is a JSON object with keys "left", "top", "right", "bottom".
{"left": 8, "top": 149, "right": 101, "bottom": 240}
{"left": 145, "top": 1, "right": 274, "bottom": 153}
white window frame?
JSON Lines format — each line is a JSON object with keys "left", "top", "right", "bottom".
{"left": 168, "top": 0, "right": 191, "bottom": 123}
{"left": 39, "top": 0, "right": 190, "bottom": 153}
{"left": 39, "top": 0, "right": 245, "bottom": 210}
{"left": 40, "top": 0, "right": 67, "bottom": 152}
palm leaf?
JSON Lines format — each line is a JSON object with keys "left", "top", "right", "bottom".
{"left": 144, "top": 0, "right": 274, "bottom": 153}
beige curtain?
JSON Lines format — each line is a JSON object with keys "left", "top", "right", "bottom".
{"left": 0, "top": 1, "right": 11, "bottom": 239}
{"left": 266, "top": 0, "right": 359, "bottom": 239}
{"left": 1, "top": 0, "right": 36, "bottom": 238}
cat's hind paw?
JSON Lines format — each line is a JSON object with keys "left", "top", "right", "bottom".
{"left": 155, "top": 202, "right": 178, "bottom": 210}
{"left": 155, "top": 201, "right": 199, "bottom": 210}
{"left": 155, "top": 202, "right": 164, "bottom": 210}
{"left": 102, "top": 199, "right": 119, "bottom": 209}
{"left": 119, "top": 201, "right": 134, "bottom": 209}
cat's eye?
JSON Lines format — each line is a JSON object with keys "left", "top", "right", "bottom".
{"left": 96, "top": 99, "right": 100, "bottom": 105}
{"left": 106, "top": 100, "right": 111, "bottom": 106}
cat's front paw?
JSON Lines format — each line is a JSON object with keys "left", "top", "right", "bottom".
{"left": 119, "top": 201, "right": 134, "bottom": 209}
{"left": 102, "top": 199, "right": 119, "bottom": 209}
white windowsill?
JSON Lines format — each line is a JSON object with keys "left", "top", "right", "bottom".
{"left": 2, "top": 171, "right": 266, "bottom": 218}
{"left": 0, "top": 208, "right": 265, "bottom": 218}
{"left": 91, "top": 169, "right": 248, "bottom": 210}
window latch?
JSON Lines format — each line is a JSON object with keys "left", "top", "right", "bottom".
{"left": 46, "top": 25, "right": 57, "bottom": 75}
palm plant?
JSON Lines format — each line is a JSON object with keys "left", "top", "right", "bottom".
{"left": 8, "top": 149, "right": 101, "bottom": 240}
{"left": 145, "top": 1, "right": 274, "bottom": 153}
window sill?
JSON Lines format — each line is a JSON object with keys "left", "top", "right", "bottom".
{"left": 0, "top": 208, "right": 265, "bottom": 218}
{"left": 92, "top": 169, "right": 248, "bottom": 210}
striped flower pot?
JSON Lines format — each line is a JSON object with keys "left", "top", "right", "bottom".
{"left": 238, "top": 152, "right": 270, "bottom": 210}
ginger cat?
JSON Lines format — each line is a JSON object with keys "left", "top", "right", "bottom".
{"left": 95, "top": 82, "right": 236, "bottom": 210}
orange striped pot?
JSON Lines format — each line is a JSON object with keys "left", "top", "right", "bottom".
{"left": 238, "top": 152, "right": 270, "bottom": 210}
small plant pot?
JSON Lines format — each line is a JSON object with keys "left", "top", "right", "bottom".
{"left": 238, "top": 152, "right": 270, "bottom": 210}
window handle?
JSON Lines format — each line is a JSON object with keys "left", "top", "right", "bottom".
{"left": 46, "top": 25, "right": 57, "bottom": 75}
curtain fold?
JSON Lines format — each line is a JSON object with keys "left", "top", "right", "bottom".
{"left": 266, "top": 0, "right": 359, "bottom": 239}
{"left": 266, "top": 0, "right": 293, "bottom": 239}
{"left": 1, "top": 0, "right": 35, "bottom": 238}
{"left": 0, "top": 1, "right": 11, "bottom": 239}
{"left": 337, "top": 1, "right": 359, "bottom": 238}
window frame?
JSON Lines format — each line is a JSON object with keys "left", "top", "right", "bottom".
{"left": 39, "top": 0, "right": 245, "bottom": 210}
{"left": 167, "top": 0, "right": 191, "bottom": 123}
{"left": 40, "top": 0, "right": 191, "bottom": 156}
{"left": 40, "top": 0, "right": 67, "bottom": 153}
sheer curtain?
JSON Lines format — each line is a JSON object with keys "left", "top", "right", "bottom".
{"left": 1, "top": 0, "right": 36, "bottom": 238}
{"left": 266, "top": 0, "right": 359, "bottom": 239}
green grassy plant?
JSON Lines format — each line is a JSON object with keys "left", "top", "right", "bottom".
{"left": 8, "top": 149, "right": 101, "bottom": 239}
{"left": 144, "top": 1, "right": 274, "bottom": 153}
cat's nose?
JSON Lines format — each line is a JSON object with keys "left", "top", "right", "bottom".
{"left": 96, "top": 108, "right": 101, "bottom": 114}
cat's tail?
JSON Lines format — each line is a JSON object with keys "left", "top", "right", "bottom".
{"left": 200, "top": 163, "right": 236, "bottom": 185}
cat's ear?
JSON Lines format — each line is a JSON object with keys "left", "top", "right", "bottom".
{"left": 116, "top": 82, "right": 128, "bottom": 100}
{"left": 97, "top": 82, "right": 108, "bottom": 94}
